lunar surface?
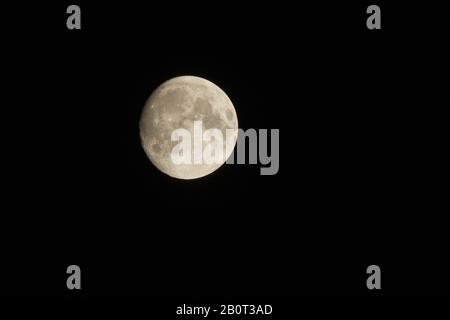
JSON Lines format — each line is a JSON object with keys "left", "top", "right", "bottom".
{"left": 139, "top": 76, "right": 238, "bottom": 179}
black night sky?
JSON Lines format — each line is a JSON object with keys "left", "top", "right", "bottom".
{"left": 1, "top": 0, "right": 447, "bottom": 313}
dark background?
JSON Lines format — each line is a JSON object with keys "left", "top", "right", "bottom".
{"left": 2, "top": 0, "right": 448, "bottom": 309}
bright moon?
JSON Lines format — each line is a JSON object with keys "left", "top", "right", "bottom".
{"left": 139, "top": 76, "right": 238, "bottom": 179}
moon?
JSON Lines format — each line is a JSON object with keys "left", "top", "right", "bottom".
{"left": 139, "top": 76, "right": 238, "bottom": 179}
